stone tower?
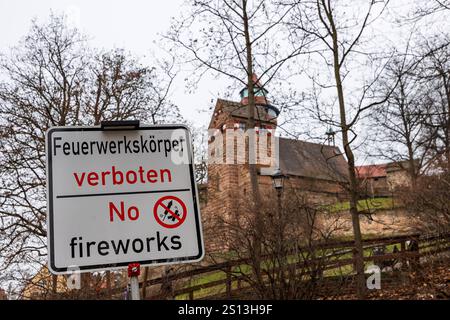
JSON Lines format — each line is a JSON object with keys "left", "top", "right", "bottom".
{"left": 203, "top": 75, "right": 280, "bottom": 250}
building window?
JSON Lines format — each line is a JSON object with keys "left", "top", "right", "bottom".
{"left": 255, "top": 89, "right": 266, "bottom": 97}
{"left": 267, "top": 107, "right": 277, "bottom": 118}
{"left": 240, "top": 88, "right": 249, "bottom": 99}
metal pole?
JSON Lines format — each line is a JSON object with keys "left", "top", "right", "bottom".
{"left": 128, "top": 263, "right": 141, "bottom": 300}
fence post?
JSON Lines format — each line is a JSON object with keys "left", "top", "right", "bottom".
{"left": 141, "top": 267, "right": 149, "bottom": 299}
{"left": 400, "top": 240, "right": 406, "bottom": 270}
{"left": 226, "top": 265, "right": 232, "bottom": 299}
{"left": 52, "top": 274, "right": 58, "bottom": 299}
{"left": 410, "top": 237, "right": 420, "bottom": 272}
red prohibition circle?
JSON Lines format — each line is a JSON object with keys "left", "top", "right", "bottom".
{"left": 153, "top": 195, "right": 187, "bottom": 229}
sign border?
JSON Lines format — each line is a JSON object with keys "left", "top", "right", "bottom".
{"left": 46, "top": 124, "right": 204, "bottom": 274}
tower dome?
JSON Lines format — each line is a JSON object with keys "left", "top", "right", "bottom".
{"left": 239, "top": 73, "right": 280, "bottom": 120}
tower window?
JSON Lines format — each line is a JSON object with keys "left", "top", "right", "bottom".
{"left": 266, "top": 107, "right": 277, "bottom": 118}
{"left": 255, "top": 88, "right": 267, "bottom": 97}
{"left": 240, "top": 87, "right": 267, "bottom": 98}
{"left": 240, "top": 88, "right": 249, "bottom": 99}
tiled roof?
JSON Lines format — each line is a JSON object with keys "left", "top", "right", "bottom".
{"left": 209, "top": 99, "right": 349, "bottom": 183}
{"left": 279, "top": 138, "right": 349, "bottom": 182}
{"left": 208, "top": 99, "right": 276, "bottom": 129}
{"left": 355, "top": 164, "right": 387, "bottom": 179}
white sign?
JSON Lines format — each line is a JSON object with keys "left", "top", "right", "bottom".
{"left": 46, "top": 125, "right": 204, "bottom": 274}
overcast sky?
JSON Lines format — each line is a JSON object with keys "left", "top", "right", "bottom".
{"left": 0, "top": 0, "right": 224, "bottom": 127}
{"left": 0, "top": 0, "right": 447, "bottom": 165}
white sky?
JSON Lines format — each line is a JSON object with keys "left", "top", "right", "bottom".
{"left": 0, "top": 0, "right": 180, "bottom": 52}
{"left": 0, "top": 0, "right": 221, "bottom": 127}
{"left": 0, "top": 0, "right": 447, "bottom": 165}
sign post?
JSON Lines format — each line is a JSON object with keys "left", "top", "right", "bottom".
{"left": 45, "top": 122, "right": 204, "bottom": 285}
{"left": 128, "top": 263, "right": 141, "bottom": 300}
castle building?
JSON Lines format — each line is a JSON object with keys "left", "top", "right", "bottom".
{"left": 356, "top": 161, "right": 415, "bottom": 197}
{"left": 202, "top": 75, "right": 349, "bottom": 250}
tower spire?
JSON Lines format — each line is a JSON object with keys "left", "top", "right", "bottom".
{"left": 326, "top": 127, "right": 336, "bottom": 146}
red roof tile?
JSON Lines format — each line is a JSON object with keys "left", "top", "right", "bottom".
{"left": 355, "top": 164, "right": 387, "bottom": 179}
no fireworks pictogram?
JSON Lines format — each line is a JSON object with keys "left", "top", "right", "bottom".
{"left": 153, "top": 195, "right": 187, "bottom": 229}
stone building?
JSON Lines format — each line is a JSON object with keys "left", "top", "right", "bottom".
{"left": 355, "top": 164, "right": 389, "bottom": 197}
{"left": 385, "top": 161, "right": 415, "bottom": 190}
{"left": 356, "top": 161, "right": 414, "bottom": 197}
{"left": 202, "top": 75, "right": 349, "bottom": 250}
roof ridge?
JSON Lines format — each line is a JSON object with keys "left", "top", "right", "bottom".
{"left": 355, "top": 164, "right": 388, "bottom": 168}
{"left": 278, "top": 136, "right": 348, "bottom": 182}
{"left": 279, "top": 136, "right": 338, "bottom": 149}
{"left": 217, "top": 98, "right": 241, "bottom": 105}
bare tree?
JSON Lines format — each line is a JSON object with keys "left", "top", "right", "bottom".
{"left": 0, "top": 14, "right": 182, "bottom": 296}
{"left": 369, "top": 56, "right": 435, "bottom": 188}
{"left": 191, "top": 124, "right": 208, "bottom": 185}
{"left": 85, "top": 49, "right": 182, "bottom": 126}
{"left": 0, "top": 16, "right": 88, "bottom": 287}
{"left": 406, "top": 169, "right": 450, "bottom": 235}
{"left": 412, "top": 35, "right": 450, "bottom": 171}
{"left": 165, "top": 0, "right": 310, "bottom": 286}
{"left": 207, "top": 184, "right": 344, "bottom": 299}
{"left": 410, "top": 0, "right": 450, "bottom": 20}
{"left": 288, "top": 0, "right": 395, "bottom": 298}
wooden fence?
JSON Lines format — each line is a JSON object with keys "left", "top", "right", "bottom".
{"left": 117, "top": 232, "right": 450, "bottom": 300}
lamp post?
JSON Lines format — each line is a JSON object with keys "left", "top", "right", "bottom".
{"left": 272, "top": 168, "right": 285, "bottom": 215}
{"left": 272, "top": 167, "right": 285, "bottom": 190}
{"left": 272, "top": 168, "right": 285, "bottom": 261}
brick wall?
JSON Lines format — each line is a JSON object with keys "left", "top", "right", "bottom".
{"left": 321, "top": 208, "right": 414, "bottom": 237}
{"left": 203, "top": 99, "right": 350, "bottom": 252}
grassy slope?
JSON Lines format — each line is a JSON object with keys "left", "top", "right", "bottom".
{"left": 326, "top": 197, "right": 396, "bottom": 213}
{"left": 176, "top": 197, "right": 402, "bottom": 299}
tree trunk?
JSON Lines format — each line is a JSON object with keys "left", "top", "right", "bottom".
{"left": 435, "top": 71, "right": 450, "bottom": 171}
{"left": 399, "top": 79, "right": 418, "bottom": 190}
{"left": 330, "top": 23, "right": 366, "bottom": 299}
{"left": 443, "top": 76, "right": 450, "bottom": 171}
{"left": 406, "top": 141, "right": 417, "bottom": 190}
{"left": 242, "top": 0, "right": 265, "bottom": 297}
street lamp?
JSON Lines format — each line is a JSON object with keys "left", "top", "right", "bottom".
{"left": 272, "top": 168, "right": 286, "bottom": 218}
{"left": 272, "top": 167, "right": 285, "bottom": 191}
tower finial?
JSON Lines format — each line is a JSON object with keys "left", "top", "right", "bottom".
{"left": 326, "top": 127, "right": 336, "bottom": 146}
{"left": 238, "top": 74, "right": 280, "bottom": 121}
{"left": 252, "top": 73, "right": 262, "bottom": 87}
